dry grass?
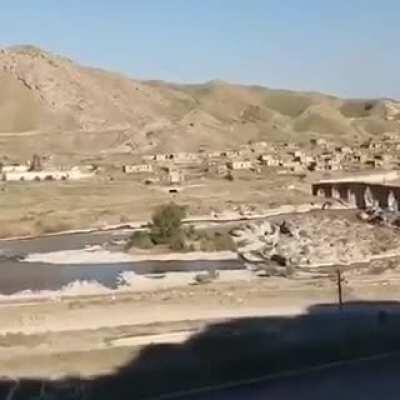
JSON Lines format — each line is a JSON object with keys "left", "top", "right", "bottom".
{"left": 0, "top": 46, "right": 396, "bottom": 158}
{"left": 0, "top": 73, "right": 40, "bottom": 133}
{"left": 0, "top": 173, "right": 313, "bottom": 238}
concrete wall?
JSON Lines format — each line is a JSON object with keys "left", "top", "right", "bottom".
{"left": 3, "top": 169, "right": 93, "bottom": 182}
{"left": 2, "top": 165, "right": 29, "bottom": 173}
{"left": 317, "top": 170, "right": 400, "bottom": 184}
{"left": 312, "top": 181, "right": 400, "bottom": 210}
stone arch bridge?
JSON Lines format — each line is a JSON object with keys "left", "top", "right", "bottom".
{"left": 312, "top": 181, "right": 400, "bottom": 211}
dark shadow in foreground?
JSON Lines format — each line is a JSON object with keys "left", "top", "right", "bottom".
{"left": 2, "top": 301, "right": 400, "bottom": 399}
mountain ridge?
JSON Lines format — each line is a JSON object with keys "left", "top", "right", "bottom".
{"left": 0, "top": 45, "right": 399, "bottom": 156}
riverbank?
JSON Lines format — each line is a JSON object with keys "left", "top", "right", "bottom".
{"left": 23, "top": 248, "right": 238, "bottom": 264}
{"left": 0, "top": 271, "right": 398, "bottom": 335}
{"left": 0, "top": 173, "right": 317, "bottom": 239}
{"left": 0, "top": 277, "right": 398, "bottom": 385}
{"left": 0, "top": 278, "right": 327, "bottom": 334}
{"left": 0, "top": 202, "right": 331, "bottom": 242}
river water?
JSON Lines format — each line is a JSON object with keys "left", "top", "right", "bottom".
{"left": 0, "top": 209, "right": 352, "bottom": 296}
{"left": 0, "top": 230, "right": 243, "bottom": 295}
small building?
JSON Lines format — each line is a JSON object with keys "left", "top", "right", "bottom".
{"left": 364, "top": 159, "right": 383, "bottom": 169}
{"left": 280, "top": 160, "right": 298, "bottom": 170}
{"left": 307, "top": 161, "right": 321, "bottom": 171}
{"left": 290, "top": 164, "right": 306, "bottom": 174}
{"left": 168, "top": 169, "right": 184, "bottom": 185}
{"left": 154, "top": 154, "right": 169, "bottom": 162}
{"left": 259, "top": 154, "right": 279, "bottom": 167}
{"left": 207, "top": 151, "right": 223, "bottom": 159}
{"left": 369, "top": 142, "right": 383, "bottom": 151}
{"left": 335, "top": 146, "right": 352, "bottom": 154}
{"left": 142, "top": 155, "right": 155, "bottom": 162}
{"left": 122, "top": 164, "right": 153, "bottom": 174}
{"left": 207, "top": 162, "right": 229, "bottom": 176}
{"left": 227, "top": 160, "right": 252, "bottom": 170}
{"left": 303, "top": 156, "right": 315, "bottom": 166}
{"left": 222, "top": 150, "right": 241, "bottom": 159}
{"left": 171, "top": 152, "right": 199, "bottom": 162}
{"left": 216, "top": 164, "right": 229, "bottom": 176}
{"left": 310, "top": 138, "right": 327, "bottom": 147}
{"left": 352, "top": 153, "right": 368, "bottom": 163}
{"left": 292, "top": 150, "right": 306, "bottom": 162}
{"left": 325, "top": 159, "right": 342, "bottom": 171}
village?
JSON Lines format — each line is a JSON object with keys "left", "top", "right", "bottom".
{"left": 119, "top": 133, "right": 400, "bottom": 187}
{"left": 2, "top": 2, "right": 400, "bottom": 398}
{"left": 3, "top": 133, "right": 400, "bottom": 190}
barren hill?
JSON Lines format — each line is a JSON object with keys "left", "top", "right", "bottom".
{"left": 0, "top": 45, "right": 399, "bottom": 157}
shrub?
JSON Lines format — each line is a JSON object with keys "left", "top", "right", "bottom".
{"left": 225, "top": 172, "right": 234, "bottom": 181}
{"left": 150, "top": 202, "right": 186, "bottom": 244}
{"left": 213, "top": 231, "right": 236, "bottom": 251}
{"left": 169, "top": 231, "right": 187, "bottom": 251}
{"left": 199, "top": 231, "right": 236, "bottom": 251}
{"left": 185, "top": 224, "right": 197, "bottom": 239}
{"left": 126, "top": 231, "right": 154, "bottom": 250}
{"left": 200, "top": 236, "right": 215, "bottom": 252}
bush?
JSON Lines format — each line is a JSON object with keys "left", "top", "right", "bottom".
{"left": 199, "top": 231, "right": 236, "bottom": 251}
{"left": 150, "top": 202, "right": 186, "bottom": 244}
{"left": 185, "top": 224, "right": 197, "bottom": 239}
{"left": 126, "top": 231, "right": 154, "bottom": 250}
{"left": 213, "top": 231, "right": 236, "bottom": 251}
{"left": 169, "top": 231, "right": 187, "bottom": 251}
{"left": 200, "top": 235, "right": 215, "bottom": 252}
{"left": 225, "top": 172, "right": 234, "bottom": 181}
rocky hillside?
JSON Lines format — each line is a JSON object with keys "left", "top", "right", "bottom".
{"left": 0, "top": 45, "right": 399, "bottom": 154}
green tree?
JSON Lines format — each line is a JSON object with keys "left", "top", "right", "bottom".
{"left": 150, "top": 202, "right": 186, "bottom": 244}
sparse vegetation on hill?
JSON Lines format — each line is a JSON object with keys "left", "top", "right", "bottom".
{"left": 0, "top": 45, "right": 399, "bottom": 155}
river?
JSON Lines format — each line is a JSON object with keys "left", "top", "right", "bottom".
{"left": 0, "top": 230, "right": 243, "bottom": 295}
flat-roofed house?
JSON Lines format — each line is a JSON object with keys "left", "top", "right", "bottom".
{"left": 227, "top": 160, "right": 252, "bottom": 170}
{"left": 123, "top": 164, "right": 153, "bottom": 174}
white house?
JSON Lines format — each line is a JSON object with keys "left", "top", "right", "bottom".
{"left": 168, "top": 169, "right": 184, "bottom": 184}
{"left": 227, "top": 160, "right": 252, "bottom": 170}
{"left": 123, "top": 164, "right": 153, "bottom": 174}
{"left": 259, "top": 154, "right": 279, "bottom": 167}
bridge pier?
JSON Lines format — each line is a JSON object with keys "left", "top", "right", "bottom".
{"left": 312, "top": 181, "right": 400, "bottom": 211}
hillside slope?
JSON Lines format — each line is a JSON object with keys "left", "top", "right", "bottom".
{"left": 0, "top": 45, "right": 399, "bottom": 156}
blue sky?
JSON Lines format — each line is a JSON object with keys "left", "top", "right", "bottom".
{"left": 1, "top": 1, "right": 399, "bottom": 98}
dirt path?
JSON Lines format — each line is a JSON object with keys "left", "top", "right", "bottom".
{"left": 0, "top": 278, "right": 397, "bottom": 380}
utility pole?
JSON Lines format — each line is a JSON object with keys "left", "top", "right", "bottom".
{"left": 337, "top": 268, "right": 344, "bottom": 311}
